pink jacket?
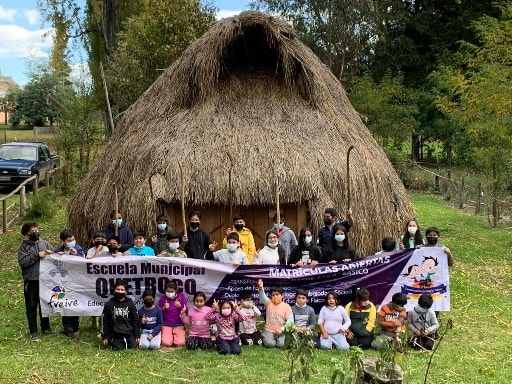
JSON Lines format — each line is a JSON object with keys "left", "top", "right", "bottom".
{"left": 181, "top": 305, "right": 212, "bottom": 338}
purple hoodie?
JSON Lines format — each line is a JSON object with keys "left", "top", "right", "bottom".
{"left": 158, "top": 293, "right": 187, "bottom": 326}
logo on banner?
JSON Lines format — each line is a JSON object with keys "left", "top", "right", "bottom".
{"left": 48, "top": 285, "right": 78, "bottom": 310}
{"left": 401, "top": 255, "right": 447, "bottom": 299}
{"left": 48, "top": 260, "right": 68, "bottom": 277}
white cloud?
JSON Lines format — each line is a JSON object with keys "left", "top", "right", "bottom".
{"left": 216, "top": 9, "right": 243, "bottom": 20}
{"left": 0, "top": 25, "right": 53, "bottom": 59}
{"left": 24, "top": 9, "right": 39, "bottom": 25}
{"left": 69, "top": 62, "right": 91, "bottom": 85}
{"left": 0, "top": 5, "right": 17, "bottom": 22}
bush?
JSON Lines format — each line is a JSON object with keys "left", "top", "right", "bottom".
{"left": 25, "top": 189, "right": 60, "bottom": 219}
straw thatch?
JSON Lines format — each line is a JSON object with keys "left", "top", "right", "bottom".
{"left": 68, "top": 11, "right": 414, "bottom": 255}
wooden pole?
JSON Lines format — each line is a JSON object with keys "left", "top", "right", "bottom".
{"left": 226, "top": 152, "right": 234, "bottom": 223}
{"left": 114, "top": 184, "right": 119, "bottom": 236}
{"left": 20, "top": 186, "right": 26, "bottom": 217}
{"left": 475, "top": 183, "right": 482, "bottom": 214}
{"left": 100, "top": 62, "right": 115, "bottom": 133}
{"left": 178, "top": 162, "right": 187, "bottom": 233}
{"left": 346, "top": 145, "right": 355, "bottom": 209}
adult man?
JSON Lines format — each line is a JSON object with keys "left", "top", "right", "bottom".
{"left": 317, "top": 208, "right": 354, "bottom": 249}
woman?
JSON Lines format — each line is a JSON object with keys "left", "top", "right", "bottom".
{"left": 323, "top": 225, "right": 357, "bottom": 263}
{"left": 288, "top": 227, "right": 322, "bottom": 267}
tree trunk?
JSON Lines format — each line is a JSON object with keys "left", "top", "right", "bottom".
{"left": 411, "top": 133, "right": 421, "bottom": 161}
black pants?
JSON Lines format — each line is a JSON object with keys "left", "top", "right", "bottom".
{"left": 239, "top": 330, "right": 263, "bottom": 345}
{"left": 108, "top": 335, "right": 137, "bottom": 350}
{"left": 62, "top": 316, "right": 80, "bottom": 334}
{"left": 347, "top": 333, "right": 374, "bottom": 349}
{"left": 216, "top": 337, "right": 241, "bottom": 354}
{"left": 24, "top": 280, "right": 50, "bottom": 334}
{"left": 409, "top": 335, "right": 435, "bottom": 350}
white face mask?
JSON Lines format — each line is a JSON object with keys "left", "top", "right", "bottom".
{"left": 408, "top": 226, "right": 417, "bottom": 235}
{"left": 166, "top": 292, "right": 176, "bottom": 299}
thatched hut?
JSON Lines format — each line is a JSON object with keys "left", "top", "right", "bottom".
{"left": 68, "top": 11, "right": 414, "bottom": 256}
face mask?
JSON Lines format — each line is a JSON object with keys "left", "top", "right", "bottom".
{"left": 415, "top": 306, "right": 427, "bottom": 314}
{"left": 407, "top": 226, "right": 417, "bottom": 235}
{"left": 304, "top": 236, "right": 313, "bottom": 245}
{"left": 166, "top": 292, "right": 176, "bottom": 299}
{"left": 157, "top": 223, "right": 167, "bottom": 231}
{"left": 114, "top": 292, "right": 125, "bottom": 300}
{"left": 271, "top": 296, "right": 282, "bottom": 305}
{"left": 274, "top": 223, "right": 284, "bottom": 230}
{"left": 221, "top": 309, "right": 232, "bottom": 316}
{"left": 65, "top": 241, "right": 76, "bottom": 249}
{"left": 227, "top": 243, "right": 238, "bottom": 252}
{"left": 335, "top": 234, "right": 345, "bottom": 243}
{"left": 323, "top": 218, "right": 332, "bottom": 226}
{"left": 242, "top": 300, "right": 252, "bottom": 308}
{"left": 395, "top": 305, "right": 405, "bottom": 311}
{"left": 94, "top": 240, "right": 105, "bottom": 247}
{"left": 134, "top": 244, "right": 144, "bottom": 249}
{"left": 29, "top": 233, "right": 40, "bottom": 242}
{"left": 107, "top": 245, "right": 118, "bottom": 253}
{"left": 234, "top": 224, "right": 244, "bottom": 231}
{"left": 168, "top": 243, "right": 180, "bottom": 251}
{"left": 144, "top": 299, "right": 154, "bottom": 307}
{"left": 267, "top": 241, "right": 279, "bottom": 248}
{"left": 189, "top": 222, "right": 200, "bottom": 229}
{"left": 112, "top": 219, "right": 123, "bottom": 227}
{"left": 426, "top": 237, "right": 438, "bottom": 245}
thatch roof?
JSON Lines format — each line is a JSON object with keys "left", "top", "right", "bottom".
{"left": 68, "top": 11, "right": 414, "bottom": 255}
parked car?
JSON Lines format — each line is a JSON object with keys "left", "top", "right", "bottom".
{"left": 0, "top": 142, "right": 60, "bottom": 186}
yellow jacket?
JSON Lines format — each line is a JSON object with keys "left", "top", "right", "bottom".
{"left": 222, "top": 227, "right": 256, "bottom": 264}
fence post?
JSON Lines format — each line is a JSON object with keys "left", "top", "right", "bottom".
{"left": 46, "top": 173, "right": 51, "bottom": 188}
{"left": 2, "top": 199, "right": 6, "bottom": 233}
{"left": 475, "top": 183, "right": 481, "bottom": 214}
{"left": 33, "top": 176, "right": 38, "bottom": 195}
{"left": 458, "top": 177, "right": 465, "bottom": 209}
{"left": 20, "top": 186, "right": 26, "bottom": 217}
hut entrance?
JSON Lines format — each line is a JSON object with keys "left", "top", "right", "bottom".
{"left": 164, "top": 203, "right": 308, "bottom": 249}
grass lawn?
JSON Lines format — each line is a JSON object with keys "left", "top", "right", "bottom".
{"left": 0, "top": 194, "right": 511, "bottom": 383}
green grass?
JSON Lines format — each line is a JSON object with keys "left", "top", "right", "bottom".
{"left": 0, "top": 194, "right": 511, "bottom": 383}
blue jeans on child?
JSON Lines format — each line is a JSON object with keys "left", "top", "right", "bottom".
{"left": 319, "top": 333, "right": 350, "bottom": 351}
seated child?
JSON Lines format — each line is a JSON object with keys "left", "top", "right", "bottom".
{"left": 407, "top": 293, "right": 439, "bottom": 350}
{"left": 238, "top": 291, "right": 262, "bottom": 345}
{"left": 127, "top": 231, "right": 155, "bottom": 256}
{"left": 101, "top": 280, "right": 140, "bottom": 350}
{"left": 205, "top": 232, "right": 248, "bottom": 265}
{"left": 292, "top": 289, "right": 316, "bottom": 333}
{"left": 205, "top": 299, "right": 246, "bottom": 355}
{"left": 257, "top": 279, "right": 294, "bottom": 348}
{"left": 54, "top": 229, "right": 84, "bottom": 338}
{"left": 345, "top": 287, "right": 376, "bottom": 349}
{"left": 371, "top": 292, "right": 407, "bottom": 350}
{"left": 138, "top": 289, "right": 163, "bottom": 350}
{"left": 318, "top": 291, "right": 351, "bottom": 351}
{"left": 158, "top": 281, "right": 187, "bottom": 347}
{"left": 180, "top": 292, "right": 214, "bottom": 350}
{"left": 98, "top": 236, "right": 123, "bottom": 257}
{"left": 159, "top": 232, "right": 187, "bottom": 257}
{"left": 86, "top": 231, "right": 108, "bottom": 259}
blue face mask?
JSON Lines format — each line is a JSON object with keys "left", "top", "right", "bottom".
{"left": 395, "top": 305, "right": 405, "bottom": 311}
{"left": 334, "top": 234, "right": 345, "bottom": 243}
{"left": 66, "top": 241, "right": 76, "bottom": 248}
{"left": 168, "top": 242, "right": 179, "bottom": 251}
{"left": 112, "top": 219, "right": 123, "bottom": 227}
{"left": 415, "top": 306, "right": 427, "bottom": 314}
{"left": 157, "top": 223, "right": 167, "bottom": 231}
{"left": 304, "top": 236, "right": 313, "bottom": 245}
{"left": 134, "top": 244, "right": 144, "bottom": 249}
{"left": 227, "top": 243, "right": 238, "bottom": 252}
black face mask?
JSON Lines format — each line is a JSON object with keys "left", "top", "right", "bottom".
{"left": 426, "top": 237, "right": 438, "bottom": 245}
{"left": 189, "top": 222, "right": 200, "bottom": 229}
{"left": 94, "top": 240, "right": 106, "bottom": 247}
{"left": 234, "top": 224, "right": 244, "bottom": 231}
{"left": 323, "top": 218, "right": 332, "bottom": 226}
{"left": 107, "top": 245, "right": 118, "bottom": 253}
{"left": 29, "top": 233, "right": 40, "bottom": 242}
{"left": 144, "top": 299, "right": 154, "bottom": 307}
{"left": 114, "top": 292, "right": 125, "bottom": 300}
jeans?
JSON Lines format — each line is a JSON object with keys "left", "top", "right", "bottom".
{"left": 24, "top": 280, "right": 50, "bottom": 334}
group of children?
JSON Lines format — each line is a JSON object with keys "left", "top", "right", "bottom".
{"left": 100, "top": 278, "right": 439, "bottom": 354}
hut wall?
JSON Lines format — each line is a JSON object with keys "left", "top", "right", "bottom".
{"left": 165, "top": 203, "right": 308, "bottom": 249}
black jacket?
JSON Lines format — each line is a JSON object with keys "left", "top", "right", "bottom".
{"left": 101, "top": 297, "right": 140, "bottom": 339}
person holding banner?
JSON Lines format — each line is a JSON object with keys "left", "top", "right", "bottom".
{"left": 127, "top": 231, "right": 155, "bottom": 256}
{"left": 86, "top": 231, "right": 108, "bottom": 259}
{"left": 181, "top": 211, "right": 210, "bottom": 259}
{"left": 288, "top": 227, "right": 322, "bottom": 267}
{"left": 98, "top": 236, "right": 124, "bottom": 257}
{"left": 318, "top": 292, "right": 351, "bottom": 351}
{"left": 400, "top": 219, "right": 425, "bottom": 249}
{"left": 253, "top": 229, "right": 281, "bottom": 265}
{"left": 101, "top": 281, "right": 140, "bottom": 350}
{"left": 159, "top": 232, "right": 187, "bottom": 258}
{"left": 205, "top": 233, "right": 248, "bottom": 266}
{"left": 323, "top": 225, "right": 357, "bottom": 263}
{"left": 18, "top": 221, "right": 55, "bottom": 341}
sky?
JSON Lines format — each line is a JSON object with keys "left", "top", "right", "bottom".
{"left": 0, "top": 0, "right": 251, "bottom": 86}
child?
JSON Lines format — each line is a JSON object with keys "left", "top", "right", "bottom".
{"left": 253, "top": 229, "right": 280, "bottom": 264}
{"left": 288, "top": 227, "right": 322, "bottom": 267}
{"left": 54, "top": 229, "right": 84, "bottom": 339}
{"left": 180, "top": 291, "right": 214, "bottom": 350}
{"left": 158, "top": 281, "right": 187, "bottom": 347}
{"left": 292, "top": 289, "right": 316, "bottom": 333}
{"left": 18, "top": 221, "right": 54, "bottom": 341}
{"left": 102, "top": 210, "right": 134, "bottom": 252}
{"left": 371, "top": 292, "right": 407, "bottom": 350}
{"left": 54, "top": 229, "right": 85, "bottom": 257}
{"left": 407, "top": 294, "right": 439, "bottom": 351}
{"left": 86, "top": 231, "right": 108, "bottom": 259}
{"left": 238, "top": 291, "right": 262, "bottom": 345}
{"left": 375, "top": 237, "right": 397, "bottom": 255}
{"left": 204, "top": 299, "right": 246, "bottom": 354}
{"left": 423, "top": 227, "right": 454, "bottom": 266}
{"left": 324, "top": 225, "right": 357, "bottom": 263}
{"left": 345, "top": 287, "right": 376, "bottom": 349}
{"left": 400, "top": 219, "right": 424, "bottom": 249}
{"left": 205, "top": 232, "right": 248, "bottom": 265}
{"left": 127, "top": 231, "right": 155, "bottom": 256}
{"left": 318, "top": 291, "right": 351, "bottom": 351}
{"left": 158, "top": 232, "right": 187, "bottom": 257}
{"left": 98, "top": 236, "right": 123, "bottom": 257}
{"left": 149, "top": 214, "right": 174, "bottom": 255}
{"left": 138, "top": 289, "right": 163, "bottom": 350}
{"left": 268, "top": 212, "right": 297, "bottom": 261}
{"left": 101, "top": 280, "right": 140, "bottom": 350}
{"left": 257, "top": 279, "right": 294, "bottom": 348}
{"left": 223, "top": 214, "right": 256, "bottom": 264}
